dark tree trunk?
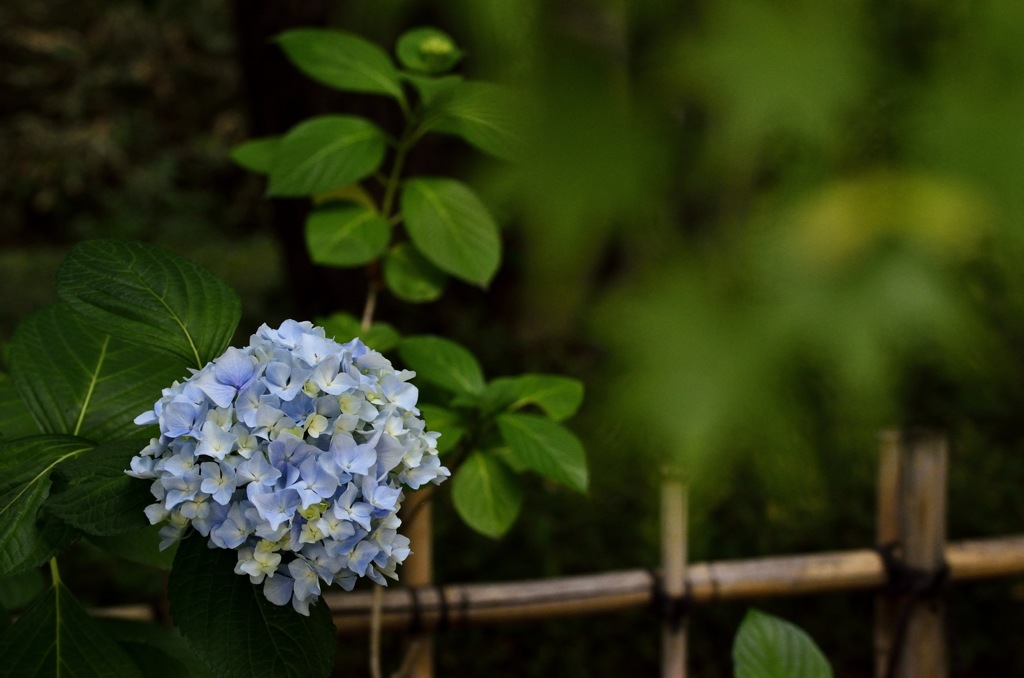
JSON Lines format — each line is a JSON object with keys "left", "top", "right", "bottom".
{"left": 229, "top": 1, "right": 364, "bottom": 320}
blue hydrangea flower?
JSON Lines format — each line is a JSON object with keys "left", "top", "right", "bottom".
{"left": 127, "top": 320, "right": 449, "bottom": 615}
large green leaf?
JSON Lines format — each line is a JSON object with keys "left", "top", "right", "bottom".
{"left": 169, "top": 536, "right": 336, "bottom": 678}
{"left": 0, "top": 372, "right": 39, "bottom": 442}
{"left": 47, "top": 440, "right": 152, "bottom": 537}
{"left": 268, "top": 116, "right": 387, "bottom": 198}
{"left": 417, "top": 404, "right": 466, "bottom": 454}
{"left": 316, "top": 312, "right": 400, "bottom": 353}
{"left": 401, "top": 73, "right": 463, "bottom": 106}
{"left": 423, "top": 82, "right": 519, "bottom": 160}
{"left": 277, "top": 29, "right": 404, "bottom": 100}
{"left": 496, "top": 413, "right": 588, "bottom": 493}
{"left": 2, "top": 512, "right": 76, "bottom": 581}
{"left": 451, "top": 452, "right": 523, "bottom": 538}
{"left": 733, "top": 609, "right": 833, "bottom": 678}
{"left": 0, "top": 436, "right": 90, "bottom": 493}
{"left": 382, "top": 242, "right": 447, "bottom": 303}
{"left": 0, "top": 581, "right": 143, "bottom": 677}
{"left": 57, "top": 240, "right": 241, "bottom": 370}
{"left": 305, "top": 203, "right": 391, "bottom": 267}
{"left": 9, "top": 304, "right": 185, "bottom": 441}
{"left": 230, "top": 137, "right": 280, "bottom": 175}
{"left": 0, "top": 435, "right": 91, "bottom": 577}
{"left": 88, "top": 524, "right": 176, "bottom": 570}
{"left": 483, "top": 374, "right": 584, "bottom": 421}
{"left": 0, "top": 567, "right": 46, "bottom": 611}
{"left": 398, "top": 335, "right": 485, "bottom": 397}
{"left": 400, "top": 178, "right": 501, "bottom": 287}
{"left": 100, "top": 619, "right": 214, "bottom": 678}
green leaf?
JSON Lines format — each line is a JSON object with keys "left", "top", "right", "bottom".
{"left": 396, "top": 27, "right": 462, "bottom": 74}
{"left": 418, "top": 404, "right": 465, "bottom": 454}
{"left": 4, "top": 513, "right": 77, "bottom": 581}
{"left": 383, "top": 242, "right": 447, "bottom": 303}
{"left": 483, "top": 374, "right": 584, "bottom": 421}
{"left": 0, "top": 581, "right": 143, "bottom": 677}
{"left": 0, "top": 436, "right": 91, "bottom": 493}
{"left": 229, "top": 137, "right": 279, "bottom": 175}
{"left": 0, "top": 567, "right": 46, "bottom": 611}
{"left": 100, "top": 619, "right": 214, "bottom": 678}
{"left": 423, "top": 82, "right": 519, "bottom": 160}
{"left": 733, "top": 609, "right": 833, "bottom": 678}
{"left": 361, "top": 325, "right": 401, "bottom": 353}
{"left": 316, "top": 312, "right": 401, "bottom": 353}
{"left": 277, "top": 28, "right": 404, "bottom": 100}
{"left": 88, "top": 524, "right": 176, "bottom": 570}
{"left": 0, "top": 372, "right": 40, "bottom": 442}
{"left": 47, "top": 440, "right": 152, "bottom": 536}
{"left": 398, "top": 335, "right": 485, "bottom": 396}
{"left": 317, "top": 312, "right": 361, "bottom": 344}
{"left": 57, "top": 240, "right": 241, "bottom": 370}
{"left": 0, "top": 435, "right": 91, "bottom": 577}
{"left": 9, "top": 304, "right": 185, "bottom": 441}
{"left": 496, "top": 413, "right": 588, "bottom": 492}
{"left": 268, "top": 116, "right": 387, "bottom": 198}
{"left": 401, "top": 73, "right": 464, "bottom": 106}
{"left": 401, "top": 178, "right": 501, "bottom": 287}
{"left": 169, "top": 535, "right": 335, "bottom": 678}
{"left": 306, "top": 203, "right": 391, "bottom": 267}
{"left": 451, "top": 452, "right": 522, "bottom": 537}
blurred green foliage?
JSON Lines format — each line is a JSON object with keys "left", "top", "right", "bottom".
{"left": 0, "top": 0, "right": 245, "bottom": 243}
{"left": 5, "top": 0, "right": 1024, "bottom": 675}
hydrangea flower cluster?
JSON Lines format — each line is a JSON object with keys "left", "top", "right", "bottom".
{"left": 127, "top": 320, "right": 449, "bottom": 615}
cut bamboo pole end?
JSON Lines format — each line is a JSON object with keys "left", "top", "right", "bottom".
{"left": 660, "top": 476, "right": 688, "bottom": 678}
{"left": 874, "top": 430, "right": 949, "bottom": 678}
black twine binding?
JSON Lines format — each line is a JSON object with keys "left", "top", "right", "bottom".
{"left": 456, "top": 587, "right": 470, "bottom": 628}
{"left": 407, "top": 586, "right": 450, "bottom": 635}
{"left": 434, "top": 585, "right": 450, "bottom": 632}
{"left": 876, "top": 542, "right": 951, "bottom": 678}
{"left": 407, "top": 586, "right": 423, "bottom": 635}
{"left": 650, "top": 569, "right": 690, "bottom": 632}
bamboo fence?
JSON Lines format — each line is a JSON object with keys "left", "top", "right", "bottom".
{"left": 93, "top": 430, "right": 1024, "bottom": 676}
{"left": 323, "top": 535, "right": 1024, "bottom": 633}
{"left": 320, "top": 429, "right": 1024, "bottom": 678}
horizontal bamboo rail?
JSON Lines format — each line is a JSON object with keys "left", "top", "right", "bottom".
{"left": 87, "top": 534, "right": 1024, "bottom": 630}
{"left": 322, "top": 535, "right": 1024, "bottom": 633}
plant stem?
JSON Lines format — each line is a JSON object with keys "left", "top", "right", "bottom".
{"left": 361, "top": 262, "right": 380, "bottom": 332}
{"left": 381, "top": 137, "right": 411, "bottom": 221}
{"left": 391, "top": 639, "right": 425, "bottom": 678}
{"left": 49, "top": 557, "right": 61, "bottom": 587}
{"left": 362, "top": 116, "right": 419, "bottom": 332}
{"left": 370, "top": 584, "right": 384, "bottom": 678}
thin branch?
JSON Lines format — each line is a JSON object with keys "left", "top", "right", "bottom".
{"left": 361, "top": 278, "right": 379, "bottom": 333}
{"left": 370, "top": 584, "right": 384, "bottom": 678}
{"left": 390, "top": 639, "right": 425, "bottom": 678}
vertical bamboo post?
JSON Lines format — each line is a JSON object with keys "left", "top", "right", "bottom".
{"left": 875, "top": 430, "right": 948, "bottom": 678}
{"left": 660, "top": 473, "right": 688, "bottom": 678}
{"left": 403, "top": 490, "right": 434, "bottom": 678}
{"left": 875, "top": 434, "right": 901, "bottom": 677}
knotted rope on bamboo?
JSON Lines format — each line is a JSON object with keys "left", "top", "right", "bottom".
{"left": 876, "top": 541, "right": 951, "bottom": 678}
{"left": 650, "top": 569, "right": 692, "bottom": 632}
{"left": 877, "top": 542, "right": 950, "bottom": 597}
{"left": 406, "top": 585, "right": 453, "bottom": 633}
